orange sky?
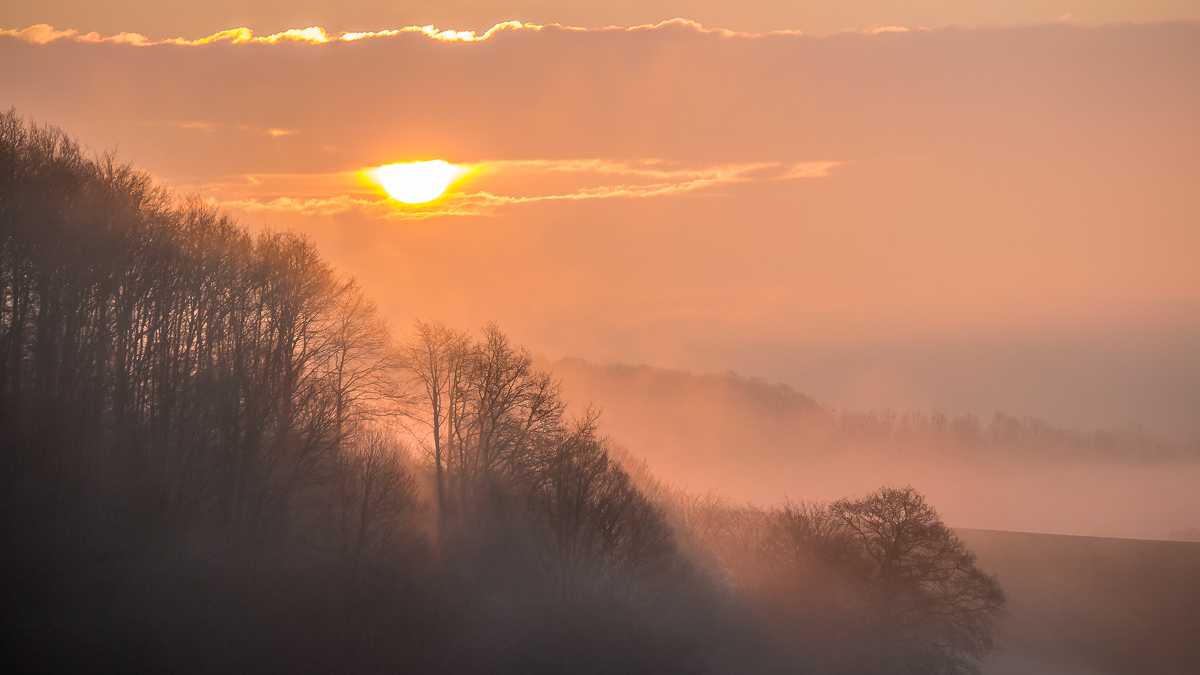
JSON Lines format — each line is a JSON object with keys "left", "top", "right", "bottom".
{"left": 2, "top": 18, "right": 1198, "bottom": 438}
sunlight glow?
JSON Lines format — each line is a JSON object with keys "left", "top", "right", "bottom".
{"left": 2, "top": 20, "right": 738, "bottom": 48}
{"left": 368, "top": 160, "right": 472, "bottom": 204}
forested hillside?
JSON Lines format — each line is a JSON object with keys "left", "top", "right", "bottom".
{"left": 0, "top": 110, "right": 1003, "bottom": 674}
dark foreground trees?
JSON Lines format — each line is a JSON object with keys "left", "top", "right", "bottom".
{"left": 0, "top": 109, "right": 429, "bottom": 672}
{"left": 1, "top": 110, "right": 1002, "bottom": 674}
{"left": 0, "top": 110, "right": 708, "bottom": 674}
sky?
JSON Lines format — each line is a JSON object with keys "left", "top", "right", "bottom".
{"left": 2, "top": 5, "right": 1199, "bottom": 442}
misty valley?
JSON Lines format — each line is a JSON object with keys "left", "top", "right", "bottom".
{"left": 2, "top": 107, "right": 1198, "bottom": 674}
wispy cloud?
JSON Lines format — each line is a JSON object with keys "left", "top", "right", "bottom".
{"left": 0, "top": 24, "right": 158, "bottom": 45}
{"left": 487, "top": 158, "right": 769, "bottom": 180}
{"left": 0, "top": 24, "right": 332, "bottom": 46}
{"left": 136, "top": 120, "right": 309, "bottom": 138}
{"left": 213, "top": 159, "right": 839, "bottom": 221}
{"left": 0, "top": 21, "right": 544, "bottom": 47}
{"left": 1, "top": 18, "right": 901, "bottom": 48}
{"left": 223, "top": 195, "right": 377, "bottom": 217}
{"left": 149, "top": 120, "right": 217, "bottom": 132}
{"left": 0, "top": 24, "right": 78, "bottom": 44}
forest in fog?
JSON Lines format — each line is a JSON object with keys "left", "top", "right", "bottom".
{"left": 0, "top": 111, "right": 1006, "bottom": 673}
{"left": 545, "top": 359, "right": 1200, "bottom": 540}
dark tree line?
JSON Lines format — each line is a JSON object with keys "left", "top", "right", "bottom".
{"left": 0, "top": 109, "right": 430, "bottom": 673}
{"left": 0, "top": 109, "right": 702, "bottom": 674}
{"left": 1, "top": 110, "right": 1003, "bottom": 674}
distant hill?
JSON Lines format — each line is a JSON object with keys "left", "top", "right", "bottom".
{"left": 543, "top": 357, "right": 1200, "bottom": 540}
{"left": 959, "top": 529, "right": 1200, "bottom": 675}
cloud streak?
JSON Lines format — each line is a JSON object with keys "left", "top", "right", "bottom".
{"left": 215, "top": 159, "right": 838, "bottom": 220}
{"left": 0, "top": 17, "right": 840, "bottom": 48}
{"left": 2, "top": 20, "right": 590, "bottom": 48}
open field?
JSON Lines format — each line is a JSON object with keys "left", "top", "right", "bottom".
{"left": 959, "top": 529, "right": 1200, "bottom": 675}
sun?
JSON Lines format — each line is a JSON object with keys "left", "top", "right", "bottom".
{"left": 367, "top": 160, "right": 472, "bottom": 204}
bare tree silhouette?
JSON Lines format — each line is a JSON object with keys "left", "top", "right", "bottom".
{"left": 833, "top": 486, "right": 1005, "bottom": 674}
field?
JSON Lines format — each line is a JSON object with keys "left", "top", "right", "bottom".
{"left": 959, "top": 530, "right": 1200, "bottom": 674}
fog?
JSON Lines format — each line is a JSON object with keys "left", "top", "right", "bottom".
{"left": 3, "top": 20, "right": 1197, "bottom": 438}
{"left": 0, "top": 118, "right": 1010, "bottom": 672}
{"left": 4, "top": 13, "right": 1199, "bottom": 673}
{"left": 545, "top": 358, "right": 1200, "bottom": 540}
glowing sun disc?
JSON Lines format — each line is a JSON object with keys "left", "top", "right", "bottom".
{"left": 374, "top": 160, "right": 466, "bottom": 204}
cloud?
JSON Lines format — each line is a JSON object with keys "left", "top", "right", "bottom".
{"left": 0, "top": 21, "right": 546, "bottom": 47}
{"left": 0, "top": 18, "right": 809, "bottom": 49}
{"left": 214, "top": 159, "right": 838, "bottom": 220}
{"left": 137, "top": 120, "right": 304, "bottom": 136}
{"left": 0, "top": 25, "right": 158, "bottom": 46}
{"left": 137, "top": 120, "right": 217, "bottom": 132}
{"left": 486, "top": 158, "right": 837, "bottom": 180}
{"left": 222, "top": 195, "right": 374, "bottom": 217}
{"left": 625, "top": 18, "right": 758, "bottom": 38}
{"left": 0, "top": 24, "right": 79, "bottom": 44}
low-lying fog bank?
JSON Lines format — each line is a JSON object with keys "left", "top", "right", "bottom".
{"left": 545, "top": 358, "right": 1200, "bottom": 540}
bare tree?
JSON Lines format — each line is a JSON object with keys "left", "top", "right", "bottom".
{"left": 457, "top": 322, "right": 564, "bottom": 500}
{"left": 668, "top": 486, "right": 1003, "bottom": 674}
{"left": 400, "top": 321, "right": 565, "bottom": 513}
{"left": 397, "top": 319, "right": 471, "bottom": 519}
{"left": 320, "top": 279, "right": 397, "bottom": 451}
{"left": 526, "top": 413, "right": 676, "bottom": 584}
{"left": 832, "top": 486, "right": 1005, "bottom": 674}
{"left": 774, "top": 498, "right": 857, "bottom": 577}
{"left": 334, "top": 430, "right": 419, "bottom": 567}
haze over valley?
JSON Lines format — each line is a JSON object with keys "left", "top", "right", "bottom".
{"left": 3, "top": 3, "right": 1198, "bottom": 673}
